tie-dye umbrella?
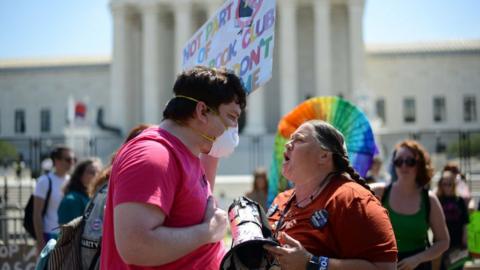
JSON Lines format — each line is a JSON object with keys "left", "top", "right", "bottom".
{"left": 268, "top": 96, "right": 378, "bottom": 205}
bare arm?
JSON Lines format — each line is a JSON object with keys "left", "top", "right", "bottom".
{"left": 398, "top": 192, "right": 450, "bottom": 270}
{"left": 200, "top": 154, "right": 219, "bottom": 190}
{"left": 114, "top": 197, "right": 227, "bottom": 266}
{"left": 264, "top": 232, "right": 396, "bottom": 270}
{"left": 33, "top": 196, "right": 46, "bottom": 254}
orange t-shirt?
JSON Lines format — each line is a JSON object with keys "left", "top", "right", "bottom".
{"left": 268, "top": 174, "right": 398, "bottom": 262}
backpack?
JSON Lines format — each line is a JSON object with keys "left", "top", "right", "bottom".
{"left": 24, "top": 174, "right": 52, "bottom": 239}
{"left": 37, "top": 182, "right": 108, "bottom": 270}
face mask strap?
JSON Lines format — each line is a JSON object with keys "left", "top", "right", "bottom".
{"left": 175, "top": 95, "right": 228, "bottom": 130}
{"left": 173, "top": 119, "right": 216, "bottom": 142}
{"left": 175, "top": 95, "right": 202, "bottom": 104}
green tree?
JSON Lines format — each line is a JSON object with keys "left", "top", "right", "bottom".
{"left": 0, "top": 140, "right": 18, "bottom": 164}
{"left": 447, "top": 133, "right": 480, "bottom": 158}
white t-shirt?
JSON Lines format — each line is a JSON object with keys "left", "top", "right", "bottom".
{"left": 33, "top": 172, "right": 69, "bottom": 234}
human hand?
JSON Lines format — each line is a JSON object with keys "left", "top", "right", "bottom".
{"left": 203, "top": 196, "right": 228, "bottom": 243}
{"left": 398, "top": 256, "right": 421, "bottom": 270}
{"left": 263, "top": 232, "right": 311, "bottom": 270}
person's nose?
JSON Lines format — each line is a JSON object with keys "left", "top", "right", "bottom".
{"left": 285, "top": 141, "right": 293, "bottom": 150}
{"left": 227, "top": 116, "right": 239, "bottom": 129}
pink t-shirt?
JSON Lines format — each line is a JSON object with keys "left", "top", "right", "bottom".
{"left": 100, "top": 126, "right": 225, "bottom": 270}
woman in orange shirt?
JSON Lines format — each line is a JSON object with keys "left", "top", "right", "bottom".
{"left": 264, "top": 120, "right": 397, "bottom": 270}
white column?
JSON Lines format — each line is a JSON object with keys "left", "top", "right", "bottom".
{"left": 279, "top": 0, "right": 298, "bottom": 116}
{"left": 141, "top": 4, "right": 162, "bottom": 124}
{"left": 314, "top": 0, "right": 331, "bottom": 97}
{"left": 174, "top": 1, "right": 192, "bottom": 73}
{"left": 110, "top": 3, "right": 133, "bottom": 132}
{"left": 244, "top": 88, "right": 266, "bottom": 135}
{"left": 157, "top": 13, "right": 170, "bottom": 116}
{"left": 348, "top": 0, "right": 366, "bottom": 100}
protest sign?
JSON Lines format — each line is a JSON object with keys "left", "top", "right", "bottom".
{"left": 182, "top": 0, "right": 276, "bottom": 94}
{"left": 0, "top": 244, "right": 36, "bottom": 270}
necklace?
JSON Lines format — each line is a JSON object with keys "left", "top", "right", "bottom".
{"left": 273, "top": 172, "right": 339, "bottom": 236}
{"left": 294, "top": 172, "right": 337, "bottom": 208}
{"left": 295, "top": 186, "right": 322, "bottom": 207}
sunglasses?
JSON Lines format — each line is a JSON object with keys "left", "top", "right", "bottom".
{"left": 85, "top": 169, "right": 98, "bottom": 175}
{"left": 62, "top": 157, "right": 76, "bottom": 163}
{"left": 393, "top": 158, "right": 417, "bottom": 167}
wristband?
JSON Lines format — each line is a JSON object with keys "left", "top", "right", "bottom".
{"left": 318, "top": 256, "right": 329, "bottom": 270}
{"left": 306, "top": 255, "right": 320, "bottom": 270}
{"left": 306, "top": 255, "right": 329, "bottom": 270}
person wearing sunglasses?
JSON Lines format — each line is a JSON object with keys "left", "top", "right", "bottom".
{"left": 372, "top": 140, "right": 449, "bottom": 270}
{"left": 100, "top": 66, "right": 247, "bottom": 270}
{"left": 32, "top": 145, "right": 75, "bottom": 255}
{"left": 264, "top": 120, "right": 398, "bottom": 270}
{"left": 436, "top": 164, "right": 469, "bottom": 270}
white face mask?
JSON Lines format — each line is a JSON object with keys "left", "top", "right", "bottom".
{"left": 208, "top": 126, "right": 239, "bottom": 158}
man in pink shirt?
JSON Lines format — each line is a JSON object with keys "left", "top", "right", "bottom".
{"left": 100, "top": 66, "right": 247, "bottom": 270}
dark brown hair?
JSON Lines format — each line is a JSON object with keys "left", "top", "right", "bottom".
{"left": 163, "top": 66, "right": 247, "bottom": 122}
{"left": 436, "top": 170, "right": 457, "bottom": 198}
{"left": 442, "top": 162, "right": 462, "bottom": 177}
{"left": 391, "top": 140, "right": 434, "bottom": 187}
{"left": 50, "top": 145, "right": 72, "bottom": 165}
{"left": 63, "top": 158, "right": 100, "bottom": 197}
{"left": 436, "top": 162, "right": 463, "bottom": 198}
{"left": 252, "top": 167, "right": 268, "bottom": 193}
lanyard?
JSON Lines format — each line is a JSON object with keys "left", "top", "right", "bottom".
{"left": 272, "top": 172, "right": 338, "bottom": 238}
{"left": 273, "top": 195, "right": 295, "bottom": 239}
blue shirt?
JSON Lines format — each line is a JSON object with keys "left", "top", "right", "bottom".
{"left": 57, "top": 190, "right": 89, "bottom": 225}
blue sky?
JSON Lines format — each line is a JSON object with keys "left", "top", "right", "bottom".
{"left": 0, "top": 0, "right": 479, "bottom": 59}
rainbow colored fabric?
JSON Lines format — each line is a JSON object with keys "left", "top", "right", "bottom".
{"left": 268, "top": 96, "right": 378, "bottom": 205}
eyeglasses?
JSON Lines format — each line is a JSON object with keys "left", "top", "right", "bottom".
{"left": 393, "top": 157, "right": 417, "bottom": 167}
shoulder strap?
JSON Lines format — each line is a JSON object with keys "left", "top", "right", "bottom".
{"left": 83, "top": 182, "right": 108, "bottom": 219}
{"left": 42, "top": 174, "right": 53, "bottom": 216}
{"left": 381, "top": 184, "right": 392, "bottom": 205}
{"left": 87, "top": 236, "right": 102, "bottom": 270}
{"left": 422, "top": 188, "right": 430, "bottom": 223}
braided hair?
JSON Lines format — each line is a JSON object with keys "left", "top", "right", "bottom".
{"left": 308, "top": 120, "right": 373, "bottom": 194}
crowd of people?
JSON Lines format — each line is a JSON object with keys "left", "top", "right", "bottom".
{"left": 29, "top": 66, "right": 476, "bottom": 270}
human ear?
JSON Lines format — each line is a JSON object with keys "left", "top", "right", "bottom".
{"left": 317, "top": 151, "right": 329, "bottom": 164}
{"left": 195, "top": 102, "right": 209, "bottom": 123}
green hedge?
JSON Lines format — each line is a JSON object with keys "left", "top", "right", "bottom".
{"left": 447, "top": 134, "right": 480, "bottom": 158}
{"left": 0, "top": 140, "right": 18, "bottom": 163}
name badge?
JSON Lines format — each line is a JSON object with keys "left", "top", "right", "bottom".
{"left": 311, "top": 209, "right": 328, "bottom": 229}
